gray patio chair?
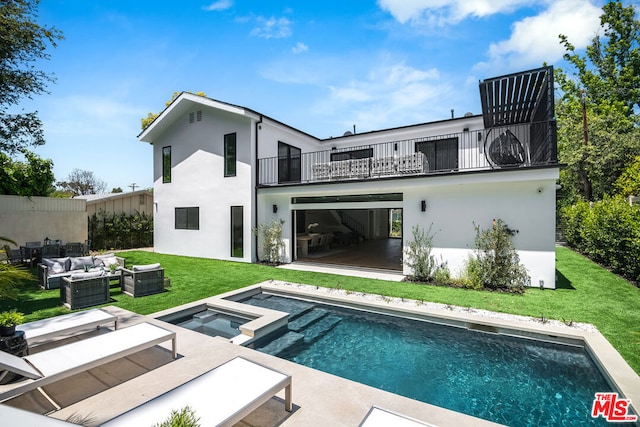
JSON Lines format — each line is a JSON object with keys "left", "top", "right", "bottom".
{"left": 41, "top": 244, "right": 60, "bottom": 258}
{"left": 3, "top": 245, "right": 24, "bottom": 265}
{"left": 64, "top": 242, "right": 83, "bottom": 257}
{"left": 60, "top": 273, "right": 110, "bottom": 310}
{"left": 120, "top": 264, "right": 165, "bottom": 297}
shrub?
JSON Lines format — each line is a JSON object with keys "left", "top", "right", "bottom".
{"left": 404, "top": 224, "right": 438, "bottom": 282}
{"left": 155, "top": 406, "right": 200, "bottom": 427}
{"left": 464, "top": 219, "right": 529, "bottom": 293}
{"left": 561, "top": 196, "right": 640, "bottom": 283}
{"left": 254, "top": 219, "right": 285, "bottom": 264}
{"left": 88, "top": 210, "right": 153, "bottom": 250}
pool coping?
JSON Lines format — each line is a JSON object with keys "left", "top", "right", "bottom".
{"left": 152, "top": 280, "right": 640, "bottom": 420}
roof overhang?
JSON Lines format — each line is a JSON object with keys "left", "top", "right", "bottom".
{"left": 138, "top": 92, "right": 260, "bottom": 143}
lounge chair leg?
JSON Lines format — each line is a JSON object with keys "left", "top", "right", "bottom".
{"left": 285, "top": 383, "right": 292, "bottom": 412}
{"left": 37, "top": 386, "right": 61, "bottom": 412}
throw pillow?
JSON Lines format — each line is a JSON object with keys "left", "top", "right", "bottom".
{"left": 70, "top": 256, "right": 94, "bottom": 271}
{"left": 43, "top": 257, "right": 69, "bottom": 274}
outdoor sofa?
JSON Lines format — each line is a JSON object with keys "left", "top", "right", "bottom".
{"left": 38, "top": 253, "right": 125, "bottom": 290}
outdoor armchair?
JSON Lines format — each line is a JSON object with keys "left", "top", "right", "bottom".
{"left": 60, "top": 272, "right": 110, "bottom": 310}
{"left": 120, "top": 263, "right": 165, "bottom": 297}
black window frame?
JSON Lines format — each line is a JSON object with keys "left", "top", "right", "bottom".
{"left": 175, "top": 207, "right": 199, "bottom": 230}
{"left": 224, "top": 133, "right": 237, "bottom": 177}
{"left": 162, "top": 146, "right": 171, "bottom": 183}
{"left": 278, "top": 141, "right": 301, "bottom": 183}
{"left": 231, "top": 206, "right": 243, "bottom": 258}
{"left": 330, "top": 147, "right": 373, "bottom": 162}
{"left": 416, "top": 137, "right": 459, "bottom": 171}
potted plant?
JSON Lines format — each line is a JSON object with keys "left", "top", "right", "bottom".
{"left": 0, "top": 310, "right": 24, "bottom": 337}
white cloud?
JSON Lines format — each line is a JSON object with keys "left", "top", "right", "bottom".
{"left": 320, "top": 61, "right": 448, "bottom": 132}
{"left": 292, "top": 42, "right": 308, "bottom": 54}
{"left": 203, "top": 0, "right": 233, "bottom": 12}
{"left": 476, "top": 0, "right": 601, "bottom": 71}
{"left": 250, "top": 17, "right": 292, "bottom": 39}
{"left": 377, "top": 0, "right": 536, "bottom": 25}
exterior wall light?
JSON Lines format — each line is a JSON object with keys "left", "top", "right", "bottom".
{"left": 421, "top": 200, "right": 427, "bottom": 212}
{"left": 272, "top": 204, "right": 278, "bottom": 213}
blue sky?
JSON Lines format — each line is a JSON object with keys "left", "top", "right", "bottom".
{"left": 20, "top": 0, "right": 609, "bottom": 191}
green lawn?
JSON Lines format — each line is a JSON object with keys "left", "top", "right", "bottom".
{"left": 2, "top": 246, "right": 639, "bottom": 374}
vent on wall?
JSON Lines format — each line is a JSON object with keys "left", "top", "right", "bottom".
{"left": 189, "top": 111, "right": 203, "bottom": 123}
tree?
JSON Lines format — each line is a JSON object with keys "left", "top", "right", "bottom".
{"left": 556, "top": 1, "right": 640, "bottom": 202}
{"left": 141, "top": 91, "right": 206, "bottom": 130}
{"left": 559, "top": 0, "right": 640, "bottom": 117}
{"left": 0, "top": 150, "right": 55, "bottom": 196}
{"left": 111, "top": 187, "right": 123, "bottom": 193}
{"left": 615, "top": 155, "right": 640, "bottom": 196}
{"left": 0, "top": 0, "right": 63, "bottom": 155}
{"left": 56, "top": 168, "right": 107, "bottom": 196}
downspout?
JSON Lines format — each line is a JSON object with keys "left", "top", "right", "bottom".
{"left": 253, "top": 115, "right": 263, "bottom": 263}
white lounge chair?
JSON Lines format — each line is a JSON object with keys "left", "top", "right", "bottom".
{"left": 101, "top": 357, "right": 292, "bottom": 427}
{"left": 0, "top": 322, "right": 177, "bottom": 403}
{"left": 359, "top": 406, "right": 435, "bottom": 427}
{"left": 1, "top": 404, "right": 77, "bottom": 426}
{"left": 17, "top": 308, "right": 117, "bottom": 348}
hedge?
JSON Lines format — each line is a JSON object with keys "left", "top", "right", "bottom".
{"left": 562, "top": 196, "right": 640, "bottom": 283}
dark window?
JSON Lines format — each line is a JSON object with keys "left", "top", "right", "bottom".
{"left": 162, "top": 146, "right": 171, "bottom": 183}
{"left": 224, "top": 133, "right": 237, "bottom": 177}
{"left": 416, "top": 138, "right": 458, "bottom": 171}
{"left": 278, "top": 141, "right": 301, "bottom": 183}
{"left": 175, "top": 207, "right": 199, "bottom": 230}
{"left": 231, "top": 206, "right": 243, "bottom": 257}
{"left": 330, "top": 147, "right": 373, "bottom": 162}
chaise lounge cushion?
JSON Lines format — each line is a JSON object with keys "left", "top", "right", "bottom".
{"left": 132, "top": 263, "right": 161, "bottom": 272}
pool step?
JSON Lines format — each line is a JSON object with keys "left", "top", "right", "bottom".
{"left": 258, "top": 331, "right": 305, "bottom": 356}
{"left": 244, "top": 296, "right": 315, "bottom": 319}
{"left": 289, "top": 309, "right": 329, "bottom": 332}
{"left": 303, "top": 314, "right": 342, "bottom": 344}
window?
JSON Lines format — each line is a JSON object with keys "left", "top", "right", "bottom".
{"left": 139, "top": 194, "right": 145, "bottom": 205}
{"left": 278, "top": 141, "right": 301, "bottom": 183}
{"left": 330, "top": 147, "right": 373, "bottom": 162}
{"left": 162, "top": 146, "right": 171, "bottom": 183}
{"left": 224, "top": 133, "right": 237, "bottom": 177}
{"left": 175, "top": 207, "right": 199, "bottom": 230}
{"left": 416, "top": 138, "right": 458, "bottom": 171}
{"left": 231, "top": 206, "right": 243, "bottom": 257}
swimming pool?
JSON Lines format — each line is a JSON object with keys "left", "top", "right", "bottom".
{"left": 240, "top": 292, "right": 627, "bottom": 427}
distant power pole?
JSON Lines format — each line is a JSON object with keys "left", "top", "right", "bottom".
{"left": 129, "top": 183, "right": 137, "bottom": 192}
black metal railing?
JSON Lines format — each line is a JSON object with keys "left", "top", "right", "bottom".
{"left": 257, "top": 120, "right": 556, "bottom": 186}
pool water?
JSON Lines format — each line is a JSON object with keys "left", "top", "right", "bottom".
{"left": 165, "top": 309, "right": 248, "bottom": 339}
{"left": 242, "top": 294, "right": 626, "bottom": 427}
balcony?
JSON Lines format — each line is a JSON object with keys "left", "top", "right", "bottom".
{"left": 257, "top": 120, "right": 557, "bottom": 187}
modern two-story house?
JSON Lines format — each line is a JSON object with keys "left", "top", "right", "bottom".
{"left": 139, "top": 66, "right": 559, "bottom": 288}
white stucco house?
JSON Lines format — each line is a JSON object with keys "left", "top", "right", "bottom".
{"left": 139, "top": 66, "right": 559, "bottom": 288}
